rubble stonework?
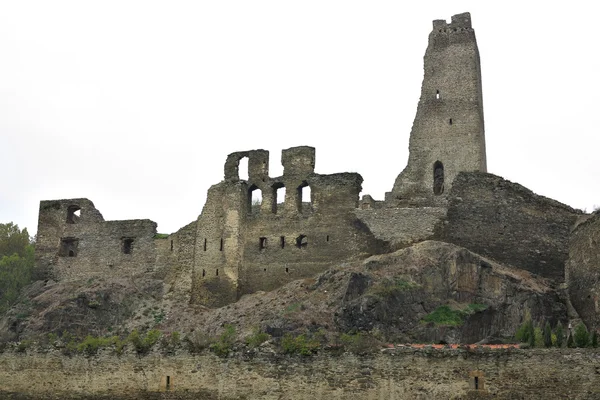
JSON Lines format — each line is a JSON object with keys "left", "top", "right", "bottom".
{"left": 33, "top": 13, "right": 595, "bottom": 320}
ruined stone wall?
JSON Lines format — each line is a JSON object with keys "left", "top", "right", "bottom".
{"left": 240, "top": 172, "right": 383, "bottom": 295}
{"left": 567, "top": 211, "right": 600, "bottom": 330}
{"left": 355, "top": 207, "right": 446, "bottom": 249}
{"left": 438, "top": 172, "right": 581, "bottom": 280}
{"left": 36, "top": 199, "right": 157, "bottom": 281}
{"left": 388, "top": 12, "right": 486, "bottom": 206}
{"left": 157, "top": 221, "right": 197, "bottom": 302}
{"left": 1, "top": 349, "right": 600, "bottom": 399}
{"left": 191, "top": 147, "right": 386, "bottom": 305}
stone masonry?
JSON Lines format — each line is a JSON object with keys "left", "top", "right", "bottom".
{"left": 33, "top": 13, "right": 596, "bottom": 320}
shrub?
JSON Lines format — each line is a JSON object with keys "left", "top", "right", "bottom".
{"left": 210, "top": 324, "right": 236, "bottom": 357}
{"left": 515, "top": 318, "right": 535, "bottom": 346}
{"left": 574, "top": 323, "right": 590, "bottom": 348}
{"left": 245, "top": 328, "right": 270, "bottom": 349}
{"left": 16, "top": 339, "right": 33, "bottom": 353}
{"left": 422, "top": 304, "right": 487, "bottom": 327}
{"left": 543, "top": 322, "right": 552, "bottom": 348}
{"left": 555, "top": 322, "right": 564, "bottom": 347}
{"left": 591, "top": 331, "right": 598, "bottom": 348}
{"left": 129, "top": 329, "right": 162, "bottom": 354}
{"left": 281, "top": 333, "right": 321, "bottom": 356}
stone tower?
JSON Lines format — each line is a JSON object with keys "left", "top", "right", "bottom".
{"left": 387, "top": 12, "right": 486, "bottom": 206}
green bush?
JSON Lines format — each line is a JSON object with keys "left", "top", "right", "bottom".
{"left": 574, "top": 323, "right": 590, "bottom": 348}
{"left": 591, "top": 331, "right": 598, "bottom": 348}
{"left": 281, "top": 332, "right": 321, "bottom": 356}
{"left": 245, "top": 328, "right": 270, "bottom": 349}
{"left": 533, "top": 327, "right": 544, "bottom": 348}
{"left": 422, "top": 304, "right": 487, "bottom": 327}
{"left": 16, "top": 339, "right": 33, "bottom": 353}
{"left": 153, "top": 233, "right": 169, "bottom": 239}
{"left": 515, "top": 318, "right": 535, "bottom": 346}
{"left": 555, "top": 322, "right": 564, "bottom": 347}
{"left": 210, "top": 324, "right": 236, "bottom": 357}
{"left": 129, "top": 329, "right": 162, "bottom": 354}
{"left": 567, "top": 332, "right": 575, "bottom": 348}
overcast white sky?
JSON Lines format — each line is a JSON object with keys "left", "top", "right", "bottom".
{"left": 1, "top": 1, "right": 599, "bottom": 236}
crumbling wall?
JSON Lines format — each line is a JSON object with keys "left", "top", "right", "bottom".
{"left": 567, "top": 211, "right": 600, "bottom": 330}
{"left": 156, "top": 221, "right": 197, "bottom": 302}
{"left": 387, "top": 12, "right": 486, "bottom": 206}
{"left": 355, "top": 207, "right": 447, "bottom": 249}
{"left": 191, "top": 146, "right": 386, "bottom": 305}
{"left": 36, "top": 199, "right": 157, "bottom": 281}
{"left": 437, "top": 172, "right": 581, "bottom": 280}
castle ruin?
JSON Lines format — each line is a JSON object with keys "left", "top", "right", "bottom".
{"left": 34, "top": 13, "right": 599, "bottom": 331}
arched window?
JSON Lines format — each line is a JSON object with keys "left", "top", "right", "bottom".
{"left": 433, "top": 161, "right": 444, "bottom": 195}
{"left": 295, "top": 234, "right": 308, "bottom": 249}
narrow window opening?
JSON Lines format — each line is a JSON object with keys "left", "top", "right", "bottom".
{"left": 433, "top": 161, "right": 444, "bottom": 196}
{"left": 296, "top": 181, "right": 312, "bottom": 213}
{"left": 263, "top": 268, "right": 267, "bottom": 272}
{"left": 220, "top": 238, "right": 223, "bottom": 251}
{"left": 449, "top": 118, "right": 453, "bottom": 125}
{"left": 170, "top": 240, "right": 173, "bottom": 251}
{"left": 259, "top": 237, "right": 267, "bottom": 251}
{"left": 238, "top": 156, "right": 249, "bottom": 181}
{"left": 248, "top": 185, "right": 262, "bottom": 214}
{"left": 203, "top": 238, "right": 207, "bottom": 251}
{"left": 326, "top": 235, "right": 330, "bottom": 242}
{"left": 285, "top": 267, "right": 289, "bottom": 273}
{"left": 202, "top": 269, "right": 206, "bottom": 277}
{"left": 122, "top": 238, "right": 134, "bottom": 254}
{"left": 59, "top": 238, "right": 79, "bottom": 257}
{"left": 474, "top": 376, "right": 479, "bottom": 390}
{"left": 166, "top": 376, "right": 171, "bottom": 391}
{"left": 216, "top": 269, "right": 219, "bottom": 276}
{"left": 66, "top": 205, "right": 81, "bottom": 224}
{"left": 280, "top": 236, "right": 285, "bottom": 249}
{"left": 295, "top": 235, "right": 308, "bottom": 249}
{"left": 436, "top": 90, "right": 440, "bottom": 100}
{"left": 271, "top": 183, "right": 286, "bottom": 214}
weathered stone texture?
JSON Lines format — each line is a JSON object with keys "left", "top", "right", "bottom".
{"left": 36, "top": 199, "right": 158, "bottom": 281}
{"left": 567, "top": 211, "right": 600, "bottom": 330}
{"left": 355, "top": 207, "right": 446, "bottom": 249}
{"left": 388, "top": 12, "right": 486, "bottom": 206}
{"left": 1, "top": 350, "right": 600, "bottom": 399}
{"left": 191, "top": 147, "right": 387, "bottom": 306}
{"left": 437, "top": 172, "right": 581, "bottom": 280}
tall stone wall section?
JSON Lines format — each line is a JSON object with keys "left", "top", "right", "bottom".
{"left": 567, "top": 211, "right": 600, "bottom": 331}
{"left": 36, "top": 199, "right": 158, "bottom": 281}
{"left": 387, "top": 12, "right": 486, "bottom": 207}
{"left": 190, "top": 146, "right": 387, "bottom": 306}
{"left": 1, "top": 350, "right": 600, "bottom": 399}
{"left": 437, "top": 172, "right": 581, "bottom": 280}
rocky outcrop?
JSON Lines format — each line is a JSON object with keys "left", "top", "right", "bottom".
{"left": 336, "top": 241, "right": 566, "bottom": 343}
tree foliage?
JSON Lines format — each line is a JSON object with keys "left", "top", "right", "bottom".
{"left": 574, "top": 323, "right": 590, "bottom": 348}
{"left": 555, "top": 322, "right": 564, "bottom": 347}
{"left": 0, "top": 223, "right": 35, "bottom": 314}
{"left": 543, "top": 322, "right": 552, "bottom": 348}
